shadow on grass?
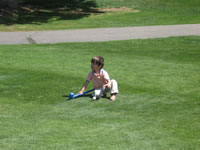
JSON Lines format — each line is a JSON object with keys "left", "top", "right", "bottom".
{"left": 63, "top": 94, "right": 93, "bottom": 101}
{"left": 0, "top": 0, "right": 103, "bottom": 25}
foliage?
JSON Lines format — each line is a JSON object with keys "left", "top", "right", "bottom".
{"left": 20, "top": 0, "right": 97, "bottom": 9}
{"left": 0, "top": 0, "right": 200, "bottom": 31}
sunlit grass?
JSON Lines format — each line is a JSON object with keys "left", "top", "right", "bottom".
{"left": 0, "top": 36, "right": 200, "bottom": 149}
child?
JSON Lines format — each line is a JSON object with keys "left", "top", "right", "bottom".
{"left": 78, "top": 56, "right": 119, "bottom": 101}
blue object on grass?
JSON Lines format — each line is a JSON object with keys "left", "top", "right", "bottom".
{"left": 68, "top": 89, "right": 94, "bottom": 100}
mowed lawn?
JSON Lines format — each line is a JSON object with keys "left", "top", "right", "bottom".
{"left": 0, "top": 36, "right": 200, "bottom": 149}
{"left": 1, "top": 0, "right": 200, "bottom": 31}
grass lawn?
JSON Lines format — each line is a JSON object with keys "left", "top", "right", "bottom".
{"left": 0, "top": 36, "right": 200, "bottom": 149}
{"left": 0, "top": 0, "right": 200, "bottom": 31}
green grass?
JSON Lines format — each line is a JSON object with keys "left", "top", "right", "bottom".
{"left": 1, "top": 0, "right": 200, "bottom": 31}
{"left": 0, "top": 36, "right": 200, "bottom": 149}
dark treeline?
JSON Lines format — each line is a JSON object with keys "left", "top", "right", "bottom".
{"left": 0, "top": 0, "right": 97, "bottom": 10}
{"left": 21, "top": 0, "right": 97, "bottom": 10}
{"left": 0, "top": 0, "right": 99, "bottom": 25}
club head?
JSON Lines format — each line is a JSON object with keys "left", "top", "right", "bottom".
{"left": 68, "top": 92, "right": 74, "bottom": 100}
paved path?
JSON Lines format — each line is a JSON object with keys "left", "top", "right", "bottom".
{"left": 0, "top": 24, "right": 200, "bottom": 45}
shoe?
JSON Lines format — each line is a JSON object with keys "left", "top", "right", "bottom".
{"left": 93, "top": 96, "right": 96, "bottom": 100}
{"left": 110, "top": 94, "right": 116, "bottom": 101}
{"left": 92, "top": 96, "right": 100, "bottom": 100}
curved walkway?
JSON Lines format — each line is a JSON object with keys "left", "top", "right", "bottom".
{"left": 0, "top": 24, "right": 200, "bottom": 45}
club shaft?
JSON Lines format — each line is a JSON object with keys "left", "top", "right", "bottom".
{"left": 73, "top": 89, "right": 94, "bottom": 99}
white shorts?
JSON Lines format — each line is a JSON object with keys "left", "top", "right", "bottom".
{"left": 93, "top": 79, "right": 119, "bottom": 98}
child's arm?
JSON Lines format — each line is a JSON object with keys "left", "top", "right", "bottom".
{"left": 102, "top": 71, "right": 111, "bottom": 88}
{"left": 103, "top": 80, "right": 111, "bottom": 88}
{"left": 78, "top": 80, "right": 89, "bottom": 94}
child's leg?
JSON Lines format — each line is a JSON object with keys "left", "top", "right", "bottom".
{"left": 93, "top": 87, "right": 104, "bottom": 100}
{"left": 93, "top": 86, "right": 110, "bottom": 100}
{"left": 111, "top": 79, "right": 119, "bottom": 94}
{"left": 110, "top": 79, "right": 119, "bottom": 101}
{"left": 102, "top": 87, "right": 110, "bottom": 97}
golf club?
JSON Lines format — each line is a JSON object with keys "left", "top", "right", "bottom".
{"left": 68, "top": 89, "right": 94, "bottom": 100}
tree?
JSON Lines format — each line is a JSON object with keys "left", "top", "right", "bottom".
{"left": 0, "top": 0, "right": 18, "bottom": 9}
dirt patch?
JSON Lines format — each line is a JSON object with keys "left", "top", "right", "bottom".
{"left": 97, "top": 7, "right": 139, "bottom": 13}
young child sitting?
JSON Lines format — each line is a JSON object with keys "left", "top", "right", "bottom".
{"left": 78, "top": 56, "right": 119, "bottom": 101}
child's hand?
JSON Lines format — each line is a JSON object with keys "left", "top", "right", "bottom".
{"left": 78, "top": 91, "right": 83, "bottom": 95}
{"left": 103, "top": 80, "right": 111, "bottom": 88}
{"left": 104, "top": 83, "right": 111, "bottom": 88}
